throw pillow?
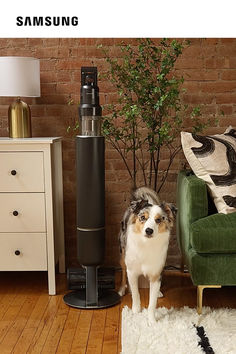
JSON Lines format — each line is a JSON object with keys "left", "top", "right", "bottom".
{"left": 181, "top": 127, "right": 236, "bottom": 214}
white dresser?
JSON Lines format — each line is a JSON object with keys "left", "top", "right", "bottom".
{"left": 0, "top": 137, "right": 65, "bottom": 295}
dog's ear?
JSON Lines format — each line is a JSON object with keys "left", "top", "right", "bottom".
{"left": 161, "top": 202, "right": 177, "bottom": 226}
{"left": 130, "top": 199, "right": 150, "bottom": 214}
{"left": 169, "top": 203, "right": 178, "bottom": 217}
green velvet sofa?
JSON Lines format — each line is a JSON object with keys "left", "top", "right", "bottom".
{"left": 177, "top": 170, "right": 236, "bottom": 313}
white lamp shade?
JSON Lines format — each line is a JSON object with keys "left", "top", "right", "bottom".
{"left": 0, "top": 57, "right": 40, "bottom": 97}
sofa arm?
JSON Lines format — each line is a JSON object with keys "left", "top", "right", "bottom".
{"left": 177, "top": 170, "right": 208, "bottom": 259}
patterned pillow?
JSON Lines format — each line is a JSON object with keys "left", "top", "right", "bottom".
{"left": 181, "top": 127, "right": 236, "bottom": 214}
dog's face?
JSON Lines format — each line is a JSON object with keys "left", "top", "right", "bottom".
{"left": 130, "top": 200, "right": 176, "bottom": 239}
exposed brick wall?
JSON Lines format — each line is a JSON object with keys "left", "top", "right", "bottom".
{"left": 0, "top": 38, "right": 235, "bottom": 268}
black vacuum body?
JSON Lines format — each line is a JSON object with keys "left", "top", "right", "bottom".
{"left": 63, "top": 67, "right": 120, "bottom": 309}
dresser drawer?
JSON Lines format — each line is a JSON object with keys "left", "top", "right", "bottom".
{"left": 0, "top": 152, "right": 44, "bottom": 192}
{"left": 0, "top": 233, "right": 47, "bottom": 270}
{"left": 0, "top": 193, "right": 46, "bottom": 232}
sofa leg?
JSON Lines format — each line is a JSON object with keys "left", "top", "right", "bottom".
{"left": 197, "top": 286, "right": 204, "bottom": 315}
{"left": 197, "top": 285, "right": 221, "bottom": 315}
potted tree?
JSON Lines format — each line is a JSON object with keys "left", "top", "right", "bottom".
{"left": 99, "top": 38, "right": 209, "bottom": 192}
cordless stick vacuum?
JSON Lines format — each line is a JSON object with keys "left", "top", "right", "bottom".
{"left": 63, "top": 67, "right": 120, "bottom": 309}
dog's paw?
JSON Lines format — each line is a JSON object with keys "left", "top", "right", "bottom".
{"left": 158, "top": 291, "right": 163, "bottom": 298}
{"left": 118, "top": 286, "right": 126, "bottom": 297}
{"left": 132, "top": 304, "right": 141, "bottom": 314}
{"left": 148, "top": 314, "right": 157, "bottom": 326}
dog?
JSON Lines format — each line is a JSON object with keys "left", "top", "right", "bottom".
{"left": 118, "top": 186, "right": 177, "bottom": 324}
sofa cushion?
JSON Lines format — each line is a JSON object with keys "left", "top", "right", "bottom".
{"left": 181, "top": 127, "right": 236, "bottom": 214}
{"left": 190, "top": 212, "right": 236, "bottom": 253}
{"left": 188, "top": 248, "right": 236, "bottom": 285}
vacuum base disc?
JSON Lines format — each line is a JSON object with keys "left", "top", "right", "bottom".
{"left": 63, "top": 289, "right": 120, "bottom": 309}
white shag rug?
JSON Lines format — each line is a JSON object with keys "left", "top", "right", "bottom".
{"left": 122, "top": 306, "right": 236, "bottom": 354}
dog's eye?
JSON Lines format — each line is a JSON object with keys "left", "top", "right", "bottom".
{"left": 156, "top": 218, "right": 162, "bottom": 224}
{"left": 156, "top": 216, "right": 166, "bottom": 224}
{"left": 140, "top": 215, "right": 146, "bottom": 222}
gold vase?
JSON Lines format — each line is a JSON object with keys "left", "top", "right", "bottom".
{"left": 8, "top": 98, "right": 32, "bottom": 138}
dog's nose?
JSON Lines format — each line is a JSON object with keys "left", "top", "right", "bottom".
{"left": 145, "top": 227, "right": 153, "bottom": 236}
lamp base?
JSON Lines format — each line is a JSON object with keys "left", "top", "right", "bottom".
{"left": 8, "top": 98, "right": 32, "bottom": 138}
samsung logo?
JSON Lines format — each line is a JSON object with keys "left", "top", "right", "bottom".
{"left": 16, "top": 16, "right": 79, "bottom": 26}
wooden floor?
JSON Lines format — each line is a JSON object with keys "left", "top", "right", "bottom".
{"left": 0, "top": 271, "right": 235, "bottom": 354}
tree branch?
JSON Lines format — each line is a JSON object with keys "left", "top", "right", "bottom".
{"left": 157, "top": 144, "right": 182, "bottom": 194}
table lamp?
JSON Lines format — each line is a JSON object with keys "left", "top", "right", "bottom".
{"left": 0, "top": 57, "right": 40, "bottom": 138}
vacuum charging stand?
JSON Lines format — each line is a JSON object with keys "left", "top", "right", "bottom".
{"left": 63, "top": 266, "right": 120, "bottom": 309}
{"left": 63, "top": 67, "right": 120, "bottom": 309}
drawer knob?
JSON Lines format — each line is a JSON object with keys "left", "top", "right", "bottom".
{"left": 13, "top": 210, "right": 19, "bottom": 216}
{"left": 15, "top": 250, "right": 21, "bottom": 256}
{"left": 11, "top": 170, "right": 17, "bottom": 176}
